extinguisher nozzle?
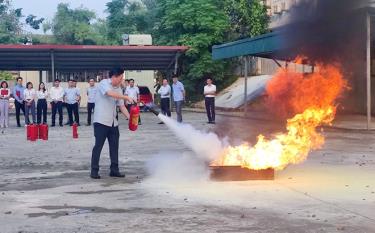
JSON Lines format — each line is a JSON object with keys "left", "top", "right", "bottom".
{"left": 144, "top": 103, "right": 160, "bottom": 116}
{"left": 148, "top": 107, "right": 160, "bottom": 116}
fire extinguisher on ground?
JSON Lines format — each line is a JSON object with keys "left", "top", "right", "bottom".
{"left": 26, "top": 124, "right": 38, "bottom": 141}
{"left": 72, "top": 123, "right": 78, "bottom": 138}
{"left": 38, "top": 124, "right": 49, "bottom": 140}
{"left": 129, "top": 104, "right": 140, "bottom": 131}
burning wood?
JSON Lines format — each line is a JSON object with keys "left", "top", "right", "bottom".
{"left": 209, "top": 166, "right": 274, "bottom": 181}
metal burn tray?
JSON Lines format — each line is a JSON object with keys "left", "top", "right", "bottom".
{"left": 209, "top": 166, "right": 275, "bottom": 181}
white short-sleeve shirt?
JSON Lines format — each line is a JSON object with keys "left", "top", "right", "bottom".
{"left": 204, "top": 84, "right": 216, "bottom": 98}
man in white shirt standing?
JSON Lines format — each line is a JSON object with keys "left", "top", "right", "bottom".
{"left": 158, "top": 78, "right": 171, "bottom": 119}
{"left": 49, "top": 79, "right": 65, "bottom": 127}
{"left": 172, "top": 75, "right": 185, "bottom": 123}
{"left": 64, "top": 79, "right": 81, "bottom": 126}
{"left": 86, "top": 78, "right": 97, "bottom": 126}
{"left": 204, "top": 76, "right": 216, "bottom": 124}
{"left": 124, "top": 79, "right": 141, "bottom": 125}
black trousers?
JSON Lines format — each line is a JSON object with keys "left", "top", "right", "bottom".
{"left": 37, "top": 99, "right": 47, "bottom": 124}
{"left": 160, "top": 98, "right": 171, "bottom": 117}
{"left": 205, "top": 97, "right": 215, "bottom": 122}
{"left": 67, "top": 103, "right": 80, "bottom": 125}
{"left": 91, "top": 123, "right": 120, "bottom": 174}
{"left": 126, "top": 105, "right": 141, "bottom": 124}
{"left": 51, "top": 101, "right": 63, "bottom": 125}
{"left": 15, "top": 101, "right": 25, "bottom": 126}
{"left": 87, "top": 103, "right": 95, "bottom": 125}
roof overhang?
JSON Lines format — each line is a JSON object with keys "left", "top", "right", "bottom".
{"left": 212, "top": 32, "right": 287, "bottom": 60}
{"left": 0, "top": 44, "right": 188, "bottom": 71}
{"left": 213, "top": 6, "right": 375, "bottom": 61}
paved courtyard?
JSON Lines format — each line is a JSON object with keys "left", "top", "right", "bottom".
{"left": 0, "top": 111, "right": 375, "bottom": 233}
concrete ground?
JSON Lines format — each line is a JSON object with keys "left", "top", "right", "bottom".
{"left": 0, "top": 111, "right": 375, "bottom": 233}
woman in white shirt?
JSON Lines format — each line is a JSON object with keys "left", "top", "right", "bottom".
{"left": 37, "top": 82, "right": 48, "bottom": 124}
{"left": 0, "top": 81, "right": 11, "bottom": 130}
{"left": 24, "top": 82, "right": 37, "bottom": 125}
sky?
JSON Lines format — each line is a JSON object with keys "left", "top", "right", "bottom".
{"left": 12, "top": 0, "right": 109, "bottom": 33}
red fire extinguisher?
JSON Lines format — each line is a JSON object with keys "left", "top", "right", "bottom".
{"left": 27, "top": 124, "right": 38, "bottom": 141}
{"left": 38, "top": 124, "right": 49, "bottom": 140}
{"left": 26, "top": 125, "right": 31, "bottom": 140}
{"left": 129, "top": 105, "right": 140, "bottom": 131}
{"left": 72, "top": 123, "right": 78, "bottom": 138}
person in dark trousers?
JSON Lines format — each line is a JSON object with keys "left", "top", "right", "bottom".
{"left": 172, "top": 75, "right": 185, "bottom": 123}
{"left": 204, "top": 76, "right": 216, "bottom": 124}
{"left": 124, "top": 79, "right": 141, "bottom": 125}
{"left": 12, "top": 77, "right": 25, "bottom": 127}
{"left": 49, "top": 79, "right": 64, "bottom": 127}
{"left": 64, "top": 79, "right": 81, "bottom": 126}
{"left": 36, "top": 82, "right": 48, "bottom": 124}
{"left": 24, "top": 82, "right": 37, "bottom": 125}
{"left": 90, "top": 67, "right": 135, "bottom": 179}
{"left": 157, "top": 78, "right": 171, "bottom": 124}
{"left": 86, "top": 78, "right": 97, "bottom": 126}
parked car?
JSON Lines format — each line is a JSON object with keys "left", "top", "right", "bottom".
{"left": 138, "top": 86, "right": 153, "bottom": 111}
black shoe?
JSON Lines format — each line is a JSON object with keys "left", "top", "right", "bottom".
{"left": 86, "top": 123, "right": 91, "bottom": 126}
{"left": 109, "top": 172, "right": 125, "bottom": 178}
{"left": 17, "top": 124, "right": 21, "bottom": 127}
{"left": 158, "top": 122, "right": 164, "bottom": 124}
{"left": 90, "top": 174, "right": 101, "bottom": 179}
{"left": 51, "top": 124, "right": 55, "bottom": 127}
{"left": 59, "top": 124, "right": 63, "bottom": 127}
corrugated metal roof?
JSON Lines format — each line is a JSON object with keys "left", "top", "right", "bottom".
{"left": 0, "top": 44, "right": 188, "bottom": 71}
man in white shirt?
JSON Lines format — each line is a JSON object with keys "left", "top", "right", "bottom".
{"left": 158, "top": 78, "right": 171, "bottom": 119}
{"left": 64, "top": 79, "right": 81, "bottom": 126}
{"left": 172, "top": 75, "right": 185, "bottom": 123}
{"left": 91, "top": 67, "right": 135, "bottom": 179}
{"left": 124, "top": 79, "right": 141, "bottom": 125}
{"left": 204, "top": 76, "right": 216, "bottom": 124}
{"left": 86, "top": 78, "right": 97, "bottom": 126}
{"left": 49, "top": 79, "right": 64, "bottom": 127}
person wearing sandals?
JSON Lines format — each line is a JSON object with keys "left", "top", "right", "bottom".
{"left": 37, "top": 82, "right": 48, "bottom": 125}
{"left": 0, "top": 81, "right": 10, "bottom": 132}
{"left": 24, "top": 82, "right": 37, "bottom": 125}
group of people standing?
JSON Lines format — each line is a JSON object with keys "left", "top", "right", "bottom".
{"left": 0, "top": 76, "right": 98, "bottom": 131}
{"left": 155, "top": 74, "right": 216, "bottom": 124}
{"left": 0, "top": 72, "right": 217, "bottom": 133}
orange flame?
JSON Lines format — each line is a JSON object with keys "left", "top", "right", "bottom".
{"left": 211, "top": 61, "right": 347, "bottom": 170}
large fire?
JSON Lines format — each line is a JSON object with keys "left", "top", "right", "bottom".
{"left": 212, "top": 61, "right": 347, "bottom": 171}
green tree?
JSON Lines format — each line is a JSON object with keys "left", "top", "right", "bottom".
{"left": 225, "top": 0, "right": 269, "bottom": 39}
{"left": 0, "top": 71, "right": 14, "bottom": 81}
{"left": 0, "top": 0, "right": 22, "bottom": 43}
{"left": 154, "top": 0, "right": 233, "bottom": 100}
{"left": 25, "top": 14, "right": 45, "bottom": 30}
{"left": 51, "top": 3, "right": 98, "bottom": 44}
{"left": 106, "top": 0, "right": 155, "bottom": 44}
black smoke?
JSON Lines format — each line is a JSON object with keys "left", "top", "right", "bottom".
{"left": 278, "top": 0, "right": 374, "bottom": 113}
{"left": 278, "top": 0, "right": 371, "bottom": 64}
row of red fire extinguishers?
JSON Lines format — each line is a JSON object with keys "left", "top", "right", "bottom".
{"left": 26, "top": 105, "right": 143, "bottom": 142}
